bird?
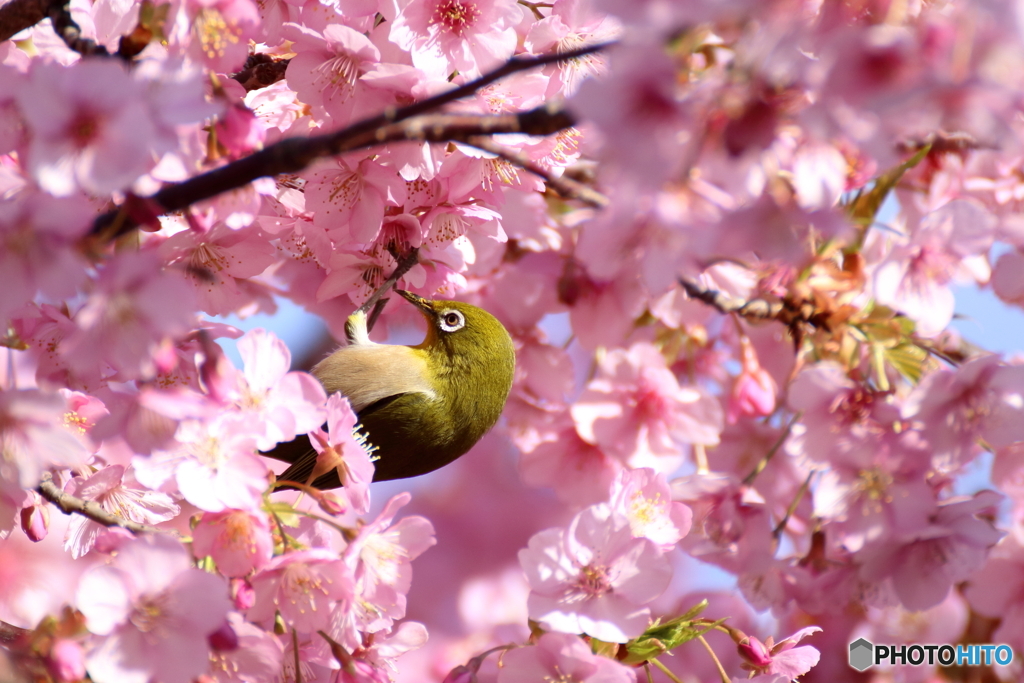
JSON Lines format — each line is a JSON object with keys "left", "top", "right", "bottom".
{"left": 262, "top": 289, "right": 516, "bottom": 489}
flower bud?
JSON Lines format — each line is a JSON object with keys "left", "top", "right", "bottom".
{"left": 316, "top": 491, "right": 347, "bottom": 516}
{"left": 737, "top": 636, "right": 772, "bottom": 669}
{"left": 231, "top": 577, "right": 255, "bottom": 611}
{"left": 47, "top": 639, "right": 86, "bottom": 682}
{"left": 20, "top": 498, "right": 49, "bottom": 542}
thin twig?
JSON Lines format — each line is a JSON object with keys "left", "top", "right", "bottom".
{"left": 679, "top": 277, "right": 782, "bottom": 321}
{"left": 773, "top": 470, "right": 815, "bottom": 540}
{"left": 357, "top": 248, "right": 420, "bottom": 319}
{"left": 89, "top": 43, "right": 612, "bottom": 241}
{"left": 464, "top": 134, "right": 609, "bottom": 208}
{"left": 741, "top": 413, "right": 800, "bottom": 486}
{"left": 37, "top": 471, "right": 176, "bottom": 536}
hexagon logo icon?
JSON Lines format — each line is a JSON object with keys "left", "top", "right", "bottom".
{"left": 849, "top": 638, "right": 873, "bottom": 672}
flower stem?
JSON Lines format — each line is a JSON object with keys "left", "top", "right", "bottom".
{"left": 742, "top": 413, "right": 799, "bottom": 485}
{"left": 697, "top": 635, "right": 731, "bottom": 683}
{"left": 650, "top": 657, "right": 684, "bottom": 683}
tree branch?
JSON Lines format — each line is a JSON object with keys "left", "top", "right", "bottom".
{"left": 37, "top": 472, "right": 177, "bottom": 537}
{"left": 46, "top": 0, "right": 112, "bottom": 57}
{"left": 463, "top": 134, "right": 609, "bottom": 208}
{"left": 0, "top": 0, "right": 51, "bottom": 43}
{"left": 0, "top": 0, "right": 128, "bottom": 58}
{"left": 361, "top": 247, "right": 420, "bottom": 333}
{"left": 0, "top": 619, "right": 28, "bottom": 646}
{"left": 678, "top": 277, "right": 784, "bottom": 321}
{"left": 89, "top": 42, "right": 612, "bottom": 241}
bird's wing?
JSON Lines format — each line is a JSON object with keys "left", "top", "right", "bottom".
{"left": 312, "top": 344, "right": 435, "bottom": 412}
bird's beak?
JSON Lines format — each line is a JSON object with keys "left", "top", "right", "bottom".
{"left": 396, "top": 289, "right": 434, "bottom": 316}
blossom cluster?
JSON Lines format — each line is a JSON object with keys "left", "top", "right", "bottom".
{"left": 4, "top": 0, "right": 1024, "bottom": 681}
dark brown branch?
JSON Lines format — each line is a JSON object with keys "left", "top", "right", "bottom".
{"left": 0, "top": 0, "right": 51, "bottom": 43}
{"left": 0, "top": 619, "right": 28, "bottom": 646}
{"left": 47, "top": 0, "right": 112, "bottom": 56}
{"left": 232, "top": 54, "right": 291, "bottom": 91}
{"left": 2, "top": 0, "right": 124, "bottom": 55}
{"left": 89, "top": 43, "right": 611, "bottom": 240}
{"left": 360, "top": 247, "right": 420, "bottom": 332}
{"left": 464, "top": 134, "right": 609, "bottom": 208}
{"left": 38, "top": 472, "right": 177, "bottom": 536}
{"left": 92, "top": 105, "right": 579, "bottom": 240}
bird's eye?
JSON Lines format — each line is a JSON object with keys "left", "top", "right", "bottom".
{"left": 439, "top": 309, "right": 466, "bottom": 332}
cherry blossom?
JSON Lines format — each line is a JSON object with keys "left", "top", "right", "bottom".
{"left": 857, "top": 490, "right": 1004, "bottom": 611}
{"left": 76, "top": 535, "right": 232, "bottom": 683}
{"left": 497, "top": 632, "right": 636, "bottom": 683}
{"left": 872, "top": 199, "right": 996, "bottom": 337}
{"left": 205, "top": 613, "right": 284, "bottom": 683}
{"left": 571, "top": 342, "right": 723, "bottom": 471}
{"left": 389, "top": 0, "right": 521, "bottom": 79}
{"left": 192, "top": 509, "right": 274, "bottom": 577}
{"left": 0, "top": 389, "right": 88, "bottom": 487}
{"left": 305, "top": 157, "right": 405, "bottom": 244}
{"left": 0, "top": 192, "right": 90, "bottom": 327}
{"left": 64, "top": 464, "right": 179, "bottom": 558}
{"left": 608, "top": 467, "right": 692, "bottom": 550}
{"left": 518, "top": 426, "right": 622, "bottom": 507}
{"left": 159, "top": 223, "right": 277, "bottom": 317}
{"left": 673, "top": 474, "right": 776, "bottom": 576}
{"left": 8, "top": 0, "right": 1024, "bottom": 679}
{"left": 248, "top": 549, "right": 353, "bottom": 633}
{"left": 284, "top": 22, "right": 382, "bottom": 124}
{"left": 183, "top": 0, "right": 262, "bottom": 73}
{"left": 520, "top": 504, "right": 671, "bottom": 643}
{"left": 137, "top": 415, "right": 270, "bottom": 513}
{"left": 904, "top": 355, "right": 1024, "bottom": 470}
{"left": 726, "top": 336, "right": 777, "bottom": 424}
{"left": 333, "top": 492, "right": 435, "bottom": 644}
{"left": 47, "top": 638, "right": 87, "bottom": 683}
{"left": 231, "top": 328, "right": 328, "bottom": 451}
{"left": 15, "top": 60, "right": 159, "bottom": 196}
{"left": 737, "top": 626, "right": 821, "bottom": 679}
{"left": 305, "top": 394, "right": 375, "bottom": 513}
{"left": 61, "top": 252, "right": 197, "bottom": 381}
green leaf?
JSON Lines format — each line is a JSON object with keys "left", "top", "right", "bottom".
{"left": 265, "top": 501, "right": 301, "bottom": 527}
{"left": 871, "top": 343, "right": 890, "bottom": 391}
{"left": 846, "top": 145, "right": 931, "bottom": 226}
{"left": 677, "top": 599, "right": 710, "bottom": 622}
{"left": 883, "top": 342, "right": 929, "bottom": 384}
{"left": 620, "top": 614, "right": 727, "bottom": 665}
{"left": 590, "top": 638, "right": 619, "bottom": 659}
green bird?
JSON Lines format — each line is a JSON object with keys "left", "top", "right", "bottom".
{"left": 263, "top": 290, "right": 516, "bottom": 489}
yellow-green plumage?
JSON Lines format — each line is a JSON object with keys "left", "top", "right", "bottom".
{"left": 264, "top": 291, "right": 516, "bottom": 489}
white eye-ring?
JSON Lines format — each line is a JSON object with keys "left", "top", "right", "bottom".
{"left": 439, "top": 309, "right": 466, "bottom": 332}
